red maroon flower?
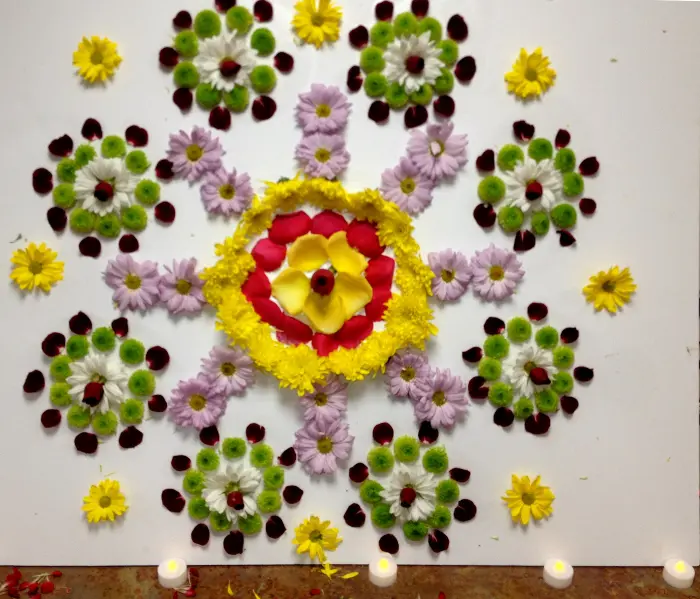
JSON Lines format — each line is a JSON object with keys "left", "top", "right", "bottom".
{"left": 529, "top": 367, "right": 550, "bottom": 385}
{"left": 579, "top": 198, "right": 596, "bottom": 216}
{"left": 454, "top": 498, "right": 477, "bottom": 522}
{"left": 348, "top": 26, "right": 369, "bottom": 49}
{"left": 69, "top": 311, "right": 92, "bottom": 335}
{"left": 125, "top": 125, "right": 148, "bottom": 147}
{"left": 433, "top": 95, "right": 455, "bottom": 118}
{"left": 372, "top": 422, "right": 394, "bottom": 445}
{"left": 411, "top": 0, "right": 429, "bottom": 16}
{"left": 525, "top": 181, "right": 542, "bottom": 201}
{"left": 513, "top": 230, "right": 536, "bottom": 252}
{"left": 347, "top": 65, "right": 364, "bottom": 92}
{"left": 33, "top": 168, "right": 54, "bottom": 194}
{"left": 312, "top": 333, "right": 340, "bottom": 357}
{"left": 473, "top": 203, "right": 497, "bottom": 228}
{"left": 375, "top": 1, "right": 394, "bottom": 20}
{"left": 265, "top": 515, "right": 286, "bottom": 539}
{"left": 365, "top": 288, "right": 392, "bottom": 322}
{"left": 493, "top": 407, "right": 515, "bottom": 427}
{"left": 368, "top": 100, "right": 390, "bottom": 123}
{"left": 171, "top": 455, "right": 192, "bottom": 471}
{"left": 251, "top": 238, "right": 287, "bottom": 272}
{"left": 209, "top": 107, "right": 231, "bottom": 130}
{"left": 200, "top": 425, "right": 220, "bottom": 446}
{"left": 560, "top": 396, "right": 579, "bottom": 414}
{"left": 379, "top": 533, "right": 399, "bottom": 554}
{"left": 48, "top": 134, "right": 73, "bottom": 157}
{"left": 428, "top": 529, "right": 450, "bottom": 553}
{"left": 579, "top": 157, "right": 599, "bottom": 176}
{"left": 461, "top": 347, "right": 482, "bottom": 363}
{"left": 278, "top": 447, "right": 297, "bottom": 467}
{"left": 404, "top": 105, "right": 428, "bottom": 128}
{"left": 343, "top": 503, "right": 366, "bottom": 528}
{"left": 252, "top": 96, "right": 277, "bottom": 120}
{"left": 81, "top": 118, "right": 103, "bottom": 140}
{"left": 268, "top": 211, "right": 312, "bottom": 245}
{"left": 224, "top": 531, "right": 245, "bottom": 555}
{"left": 484, "top": 316, "right": 505, "bottom": 335}
{"left": 555, "top": 129, "right": 571, "bottom": 148}
{"left": 364, "top": 255, "right": 394, "bottom": 289}
{"left": 173, "top": 87, "right": 193, "bottom": 110}
{"left": 118, "top": 234, "right": 139, "bottom": 253}
{"left": 447, "top": 14, "right": 468, "bottom": 41}
{"left": 560, "top": 327, "right": 579, "bottom": 344}
{"left": 418, "top": 420, "right": 439, "bottom": 444}
{"left": 251, "top": 298, "right": 286, "bottom": 328}
{"left": 573, "top": 366, "right": 594, "bottom": 382}
{"left": 557, "top": 230, "right": 576, "bottom": 247}
{"left": 524, "top": 413, "right": 550, "bottom": 436}
{"left": 41, "top": 332, "right": 66, "bottom": 357}
{"left": 454, "top": 56, "right": 477, "bottom": 83}
{"left": 148, "top": 394, "right": 168, "bottom": 412}
{"left": 111, "top": 316, "right": 129, "bottom": 337}
{"left": 527, "top": 302, "right": 548, "bottom": 322}
{"left": 41, "top": 409, "right": 61, "bottom": 428}
{"left": 173, "top": 10, "right": 192, "bottom": 28}
{"left": 246, "top": 422, "right": 266, "bottom": 443}
{"left": 348, "top": 462, "right": 369, "bottom": 483}
{"left": 334, "top": 316, "right": 373, "bottom": 349}
{"left": 468, "top": 376, "right": 488, "bottom": 400}
{"left": 155, "top": 201, "right": 176, "bottom": 224}
{"left": 78, "top": 236, "right": 101, "bottom": 258}
{"left": 274, "top": 52, "right": 294, "bottom": 73}
{"left": 449, "top": 468, "right": 471, "bottom": 483}
{"left": 146, "top": 346, "right": 170, "bottom": 371}
{"left": 155, "top": 159, "right": 175, "bottom": 180}
{"left": 47, "top": 206, "right": 67, "bottom": 231}
{"left": 475, "top": 149, "right": 495, "bottom": 172}
{"left": 191, "top": 523, "right": 210, "bottom": 546}
{"left": 346, "top": 219, "right": 383, "bottom": 258}
{"left": 253, "top": 0, "right": 273, "bottom": 21}
{"left": 162, "top": 490, "right": 187, "bottom": 513}
{"left": 311, "top": 210, "right": 348, "bottom": 238}
{"left": 23, "top": 370, "right": 45, "bottom": 393}
{"left": 283, "top": 485, "right": 304, "bottom": 504}
{"left": 75, "top": 432, "right": 98, "bottom": 454}
{"left": 119, "top": 426, "right": 144, "bottom": 449}
{"left": 215, "top": 0, "right": 236, "bottom": 11}
{"left": 82, "top": 382, "right": 104, "bottom": 407}
{"left": 512, "top": 120, "right": 535, "bottom": 141}
{"left": 242, "top": 268, "right": 272, "bottom": 301}
{"left": 159, "top": 47, "right": 179, "bottom": 68}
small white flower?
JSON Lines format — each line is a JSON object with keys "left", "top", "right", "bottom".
{"left": 66, "top": 351, "right": 129, "bottom": 412}
{"left": 194, "top": 33, "right": 255, "bottom": 92}
{"left": 74, "top": 157, "right": 136, "bottom": 216}
{"left": 202, "top": 462, "right": 261, "bottom": 524}
{"left": 384, "top": 32, "right": 443, "bottom": 94}
{"left": 503, "top": 156, "right": 563, "bottom": 213}
{"left": 380, "top": 463, "right": 437, "bottom": 523}
{"left": 503, "top": 345, "right": 555, "bottom": 398}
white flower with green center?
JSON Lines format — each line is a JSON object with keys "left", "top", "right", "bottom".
{"left": 384, "top": 32, "right": 443, "bottom": 94}
{"left": 380, "top": 463, "right": 436, "bottom": 523}
{"left": 202, "top": 462, "right": 261, "bottom": 524}
{"left": 503, "top": 345, "right": 555, "bottom": 398}
{"left": 66, "top": 351, "right": 129, "bottom": 412}
{"left": 74, "top": 157, "right": 136, "bottom": 216}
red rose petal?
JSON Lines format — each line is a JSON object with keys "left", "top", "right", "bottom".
{"left": 449, "top": 468, "right": 471, "bottom": 483}
{"left": 557, "top": 230, "right": 576, "bottom": 247}
{"left": 173, "top": 88, "right": 194, "bottom": 112}
{"left": 475, "top": 150, "right": 495, "bottom": 172}
{"left": 513, "top": 120, "right": 535, "bottom": 142}
{"left": 79, "top": 236, "right": 102, "bottom": 258}
{"left": 348, "top": 462, "right": 369, "bottom": 483}
{"left": 411, "top": 0, "right": 429, "bottom": 17}
{"left": 74, "top": 432, "right": 98, "bottom": 454}
{"left": 364, "top": 255, "right": 395, "bottom": 289}
{"left": 215, "top": 0, "right": 236, "bottom": 11}
{"left": 461, "top": 347, "right": 482, "bottom": 363}
{"left": 454, "top": 56, "right": 477, "bottom": 83}
{"left": 555, "top": 129, "right": 571, "bottom": 149}
{"left": 125, "top": 125, "right": 148, "bottom": 147}
{"left": 40, "top": 581, "right": 54, "bottom": 595}
{"left": 246, "top": 422, "right": 266, "bottom": 443}
{"left": 278, "top": 447, "right": 297, "bottom": 467}
{"left": 253, "top": 0, "right": 273, "bottom": 21}
{"left": 473, "top": 203, "right": 496, "bottom": 228}
{"left": 81, "top": 118, "right": 103, "bottom": 141}
{"left": 513, "top": 230, "right": 536, "bottom": 252}
{"left": 311, "top": 210, "right": 348, "bottom": 238}
{"left": 119, "top": 234, "right": 139, "bottom": 253}
{"left": 119, "top": 426, "right": 143, "bottom": 449}
{"left": 173, "top": 10, "right": 193, "bottom": 28}
{"left": 428, "top": 529, "right": 450, "bottom": 553}
{"left": 265, "top": 515, "right": 286, "bottom": 539}
{"left": 200, "top": 425, "right": 220, "bottom": 446}
{"left": 560, "top": 396, "right": 579, "bottom": 414}
{"left": 48, "top": 134, "right": 73, "bottom": 157}
{"left": 529, "top": 367, "right": 550, "bottom": 386}
{"left": 418, "top": 420, "right": 439, "bottom": 444}
{"left": 404, "top": 105, "right": 428, "bottom": 129}
{"left": 47, "top": 206, "right": 67, "bottom": 231}
{"left": 379, "top": 534, "right": 399, "bottom": 555}
{"left": 145, "top": 346, "right": 170, "bottom": 371}
{"left": 242, "top": 268, "right": 272, "bottom": 301}
{"left": 346, "top": 219, "right": 383, "bottom": 258}
{"left": 251, "top": 298, "right": 286, "bottom": 328}
{"left": 334, "top": 315, "right": 373, "bottom": 349}
{"left": 468, "top": 376, "right": 488, "bottom": 400}
{"left": 343, "top": 503, "right": 366, "bottom": 528}
{"left": 527, "top": 302, "right": 548, "bottom": 322}
{"left": 312, "top": 333, "right": 340, "bottom": 357}
{"left": 282, "top": 485, "right": 304, "bottom": 504}
{"left": 268, "top": 211, "right": 312, "bottom": 245}
{"left": 274, "top": 52, "right": 294, "bottom": 73}
{"left": 348, "top": 26, "right": 369, "bottom": 49}
{"left": 368, "top": 100, "right": 390, "bottom": 123}
{"left": 171, "top": 455, "right": 192, "bottom": 471}
{"left": 524, "top": 413, "right": 551, "bottom": 436}
{"left": 579, "top": 157, "right": 600, "bottom": 176}
{"left": 148, "top": 394, "right": 168, "bottom": 413}
{"left": 23, "top": 370, "right": 45, "bottom": 393}
{"left": 111, "top": 317, "right": 129, "bottom": 337}
{"left": 251, "top": 238, "right": 287, "bottom": 272}
{"left": 69, "top": 312, "right": 92, "bottom": 335}
{"left": 159, "top": 47, "right": 179, "bottom": 68}
{"left": 493, "top": 407, "right": 515, "bottom": 428}
{"left": 280, "top": 316, "right": 313, "bottom": 345}
{"left": 41, "top": 332, "right": 65, "bottom": 357}
{"left": 33, "top": 168, "right": 54, "bottom": 194}
{"left": 454, "top": 498, "right": 477, "bottom": 522}
{"left": 560, "top": 327, "right": 579, "bottom": 344}
{"left": 191, "top": 523, "right": 210, "bottom": 546}
{"left": 155, "top": 201, "right": 176, "bottom": 224}
{"left": 579, "top": 198, "right": 596, "bottom": 216}
{"left": 224, "top": 531, "right": 244, "bottom": 555}
{"left": 209, "top": 107, "right": 231, "bottom": 131}
{"left": 82, "top": 382, "right": 104, "bottom": 408}
{"left": 433, "top": 95, "right": 455, "bottom": 119}
{"left": 372, "top": 422, "right": 394, "bottom": 445}
{"left": 375, "top": 1, "right": 394, "bottom": 21}
{"left": 484, "top": 317, "right": 505, "bottom": 335}
{"left": 252, "top": 96, "right": 277, "bottom": 121}
{"left": 365, "top": 288, "right": 392, "bottom": 322}
{"left": 447, "top": 14, "right": 468, "bottom": 42}
{"left": 574, "top": 366, "right": 594, "bottom": 382}
{"left": 346, "top": 65, "right": 364, "bottom": 93}
{"left": 41, "top": 409, "right": 61, "bottom": 429}
{"left": 155, "top": 159, "right": 175, "bottom": 180}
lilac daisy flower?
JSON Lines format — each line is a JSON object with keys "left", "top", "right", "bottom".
{"left": 295, "top": 134, "right": 350, "bottom": 180}
{"left": 103, "top": 255, "right": 160, "bottom": 312}
{"left": 407, "top": 121, "right": 467, "bottom": 181}
{"left": 414, "top": 368, "right": 468, "bottom": 429}
{"left": 200, "top": 167, "right": 254, "bottom": 216}
{"left": 380, "top": 157, "right": 435, "bottom": 215}
{"left": 296, "top": 84, "right": 351, "bottom": 134}
{"left": 200, "top": 345, "right": 255, "bottom": 397}
{"left": 159, "top": 258, "right": 206, "bottom": 315}
{"left": 294, "top": 420, "right": 354, "bottom": 476}
{"left": 167, "top": 126, "right": 224, "bottom": 183}
{"left": 169, "top": 376, "right": 227, "bottom": 430}
{"left": 299, "top": 376, "right": 348, "bottom": 428}
{"left": 428, "top": 249, "right": 472, "bottom": 301}
{"left": 385, "top": 349, "right": 431, "bottom": 400}
{"left": 470, "top": 244, "right": 525, "bottom": 301}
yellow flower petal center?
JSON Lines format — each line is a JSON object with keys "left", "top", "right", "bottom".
{"left": 400, "top": 177, "right": 416, "bottom": 194}
{"left": 429, "top": 141, "right": 444, "bottom": 157}
{"left": 225, "top": 481, "right": 240, "bottom": 493}
{"left": 317, "top": 436, "right": 333, "bottom": 454}
{"left": 310, "top": 529, "right": 324, "bottom": 542}
{"left": 602, "top": 280, "right": 616, "bottom": 292}
{"left": 441, "top": 269, "right": 455, "bottom": 283}
{"left": 432, "top": 390, "right": 446, "bottom": 406}
{"left": 315, "top": 103, "right": 331, "bottom": 117}
{"left": 91, "top": 373, "right": 106, "bottom": 383}
{"left": 91, "top": 51, "right": 104, "bottom": 65}
{"left": 522, "top": 491, "right": 536, "bottom": 505}
{"left": 311, "top": 13, "right": 325, "bottom": 27}
{"left": 525, "top": 67, "right": 539, "bottom": 81}
{"left": 28, "top": 260, "right": 43, "bottom": 275}
{"left": 400, "top": 366, "right": 415, "bottom": 382}
{"left": 523, "top": 361, "right": 535, "bottom": 374}
{"left": 189, "top": 394, "right": 207, "bottom": 411}
{"left": 220, "top": 362, "right": 236, "bottom": 376}
{"left": 315, "top": 148, "right": 331, "bottom": 163}
{"left": 124, "top": 274, "right": 141, "bottom": 290}
{"left": 219, "top": 184, "right": 235, "bottom": 200}
{"left": 99, "top": 495, "right": 112, "bottom": 508}
{"left": 176, "top": 279, "right": 192, "bottom": 295}
{"left": 186, "top": 144, "right": 203, "bottom": 162}
{"left": 489, "top": 265, "right": 505, "bottom": 281}
{"left": 314, "top": 392, "right": 328, "bottom": 406}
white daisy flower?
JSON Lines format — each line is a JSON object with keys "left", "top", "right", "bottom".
{"left": 74, "top": 157, "right": 136, "bottom": 216}
{"left": 380, "top": 463, "right": 437, "bottom": 523}
{"left": 503, "top": 345, "right": 556, "bottom": 398}
{"left": 384, "top": 32, "right": 443, "bottom": 94}
{"left": 66, "top": 351, "right": 129, "bottom": 412}
{"left": 202, "top": 462, "right": 261, "bottom": 524}
{"left": 503, "top": 156, "right": 563, "bottom": 213}
{"left": 194, "top": 33, "right": 255, "bottom": 92}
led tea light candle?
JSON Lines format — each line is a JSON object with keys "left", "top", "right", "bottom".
{"left": 158, "top": 558, "right": 188, "bottom": 589}
{"left": 543, "top": 558, "right": 574, "bottom": 589}
{"left": 369, "top": 553, "right": 397, "bottom": 587}
{"left": 663, "top": 558, "right": 695, "bottom": 589}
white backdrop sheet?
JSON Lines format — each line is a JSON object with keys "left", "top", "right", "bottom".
{"left": 0, "top": 0, "right": 698, "bottom": 566}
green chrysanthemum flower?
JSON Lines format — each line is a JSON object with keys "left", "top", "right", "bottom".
{"left": 552, "top": 371, "right": 574, "bottom": 395}
{"left": 183, "top": 469, "right": 205, "bottom": 495}
{"left": 57, "top": 159, "right": 78, "bottom": 183}
{"left": 435, "top": 479, "right": 460, "bottom": 504}
{"left": 393, "top": 435, "right": 420, "bottom": 463}
{"left": 226, "top": 6, "right": 253, "bottom": 34}
{"left": 364, "top": 72, "right": 389, "bottom": 98}
{"left": 484, "top": 334, "right": 510, "bottom": 359}
{"left": 196, "top": 83, "right": 222, "bottom": 110}
{"left": 96, "top": 214, "right": 121, "bottom": 238}
{"left": 531, "top": 210, "right": 550, "bottom": 236}
{"left": 498, "top": 206, "right": 524, "bottom": 233}
{"left": 74, "top": 144, "right": 97, "bottom": 168}
{"left": 121, "top": 205, "right": 148, "bottom": 232}
{"left": 238, "top": 513, "right": 263, "bottom": 535}
{"left": 188, "top": 497, "right": 210, "bottom": 520}
{"left": 368, "top": 447, "right": 394, "bottom": 473}
{"left": 371, "top": 503, "right": 396, "bottom": 529}
{"left": 403, "top": 520, "right": 429, "bottom": 541}
{"left": 250, "top": 443, "right": 274, "bottom": 469}
{"left": 209, "top": 510, "right": 231, "bottom": 532}
{"left": 422, "top": 446, "right": 448, "bottom": 474}
{"left": 535, "top": 326, "right": 559, "bottom": 350}
{"left": 69, "top": 208, "right": 95, "bottom": 234}
{"left": 513, "top": 397, "right": 535, "bottom": 420}
{"left": 50, "top": 382, "right": 73, "bottom": 407}
{"left": 250, "top": 65, "right": 277, "bottom": 94}
{"left": 91, "top": 326, "right": 116, "bottom": 352}
{"left": 119, "top": 398, "right": 144, "bottom": 425}
{"left": 553, "top": 346, "right": 575, "bottom": 370}
{"left": 506, "top": 317, "right": 532, "bottom": 343}
{"left": 478, "top": 357, "right": 501, "bottom": 381}
{"left": 66, "top": 335, "right": 90, "bottom": 359}
{"left": 223, "top": 85, "right": 249, "bottom": 112}
{"left": 409, "top": 83, "right": 433, "bottom": 106}
{"left": 434, "top": 69, "right": 455, "bottom": 95}
{"left": 478, "top": 176, "right": 506, "bottom": 204}
{"left": 562, "top": 172, "right": 584, "bottom": 197}
{"left": 528, "top": 138, "right": 554, "bottom": 161}
{"left": 360, "top": 479, "right": 385, "bottom": 504}
{"left": 119, "top": 339, "right": 145, "bottom": 365}
{"left": 92, "top": 410, "right": 118, "bottom": 436}
{"left": 256, "top": 490, "right": 282, "bottom": 513}
{"left": 250, "top": 28, "right": 275, "bottom": 56}
{"left": 194, "top": 9, "right": 221, "bottom": 39}
{"left": 173, "top": 62, "right": 200, "bottom": 89}
{"left": 427, "top": 505, "right": 452, "bottom": 529}
{"left": 125, "top": 150, "right": 150, "bottom": 175}
{"left": 550, "top": 204, "right": 577, "bottom": 229}
{"left": 370, "top": 21, "right": 395, "bottom": 48}
{"left": 134, "top": 180, "right": 160, "bottom": 206}
{"left": 49, "top": 355, "right": 72, "bottom": 382}
{"left": 222, "top": 437, "right": 247, "bottom": 459}
{"left": 497, "top": 144, "right": 524, "bottom": 171}
{"left": 263, "top": 466, "right": 285, "bottom": 490}
{"left": 385, "top": 82, "right": 409, "bottom": 109}
{"left": 417, "top": 17, "right": 442, "bottom": 42}
{"left": 554, "top": 148, "right": 577, "bottom": 173}
{"left": 174, "top": 30, "right": 199, "bottom": 57}
{"left": 488, "top": 382, "right": 514, "bottom": 408}
{"left": 128, "top": 370, "right": 155, "bottom": 397}
{"left": 52, "top": 183, "right": 76, "bottom": 209}
{"left": 438, "top": 40, "right": 459, "bottom": 65}
{"left": 101, "top": 136, "right": 127, "bottom": 159}
{"left": 535, "top": 389, "right": 559, "bottom": 413}
{"left": 393, "top": 12, "right": 418, "bottom": 37}
{"left": 67, "top": 404, "right": 91, "bottom": 429}
{"left": 197, "top": 448, "right": 220, "bottom": 471}
{"left": 360, "top": 46, "right": 385, "bottom": 74}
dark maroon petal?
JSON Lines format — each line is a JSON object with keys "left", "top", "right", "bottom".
{"left": 347, "top": 66, "right": 363, "bottom": 93}
{"left": 33, "top": 168, "right": 54, "bottom": 194}
{"left": 171, "top": 455, "right": 192, "bottom": 471}
{"left": 555, "top": 129, "right": 571, "bottom": 149}
{"left": 215, "top": 0, "right": 236, "bottom": 11}
{"left": 118, "top": 234, "right": 139, "bottom": 253}
{"left": 41, "top": 409, "right": 61, "bottom": 429}
{"left": 368, "top": 101, "right": 389, "bottom": 123}
{"left": 148, "top": 394, "right": 168, "bottom": 413}
{"left": 418, "top": 420, "right": 439, "bottom": 444}
{"left": 579, "top": 198, "right": 596, "bottom": 216}
{"left": 81, "top": 118, "right": 103, "bottom": 141}
{"left": 251, "top": 96, "right": 277, "bottom": 121}
{"left": 67, "top": 312, "right": 91, "bottom": 335}
{"left": 119, "top": 426, "right": 143, "bottom": 449}
{"left": 493, "top": 407, "right": 515, "bottom": 428}
{"left": 348, "top": 26, "right": 369, "bottom": 49}
{"left": 473, "top": 203, "right": 496, "bottom": 228}
{"left": 223, "top": 531, "right": 244, "bottom": 555}
{"left": 273, "top": 52, "right": 294, "bottom": 73}
{"left": 428, "top": 529, "right": 450, "bottom": 553}
{"left": 42, "top": 332, "right": 66, "bottom": 357}
{"left": 433, "top": 95, "right": 455, "bottom": 119}
{"left": 513, "top": 230, "right": 536, "bottom": 252}
{"left": 282, "top": 485, "right": 304, "bottom": 505}
{"left": 246, "top": 423, "right": 266, "bottom": 443}
{"left": 527, "top": 302, "right": 548, "bottom": 322}
{"left": 404, "top": 105, "right": 428, "bottom": 129}
{"left": 191, "top": 523, "right": 210, "bottom": 546}
{"left": 560, "top": 327, "right": 579, "bottom": 344}
{"left": 449, "top": 468, "right": 471, "bottom": 483}
{"left": 125, "top": 126, "right": 148, "bottom": 147}
{"left": 411, "top": 0, "right": 429, "bottom": 17}
{"left": 159, "top": 47, "right": 179, "bottom": 68}
{"left": 529, "top": 367, "right": 550, "bottom": 386}
{"left": 253, "top": 0, "right": 273, "bottom": 21}
{"left": 200, "top": 426, "right": 220, "bottom": 446}
{"left": 475, "top": 150, "right": 495, "bottom": 172}
{"left": 375, "top": 1, "right": 394, "bottom": 21}
{"left": 379, "top": 534, "right": 399, "bottom": 554}
{"left": 447, "top": 14, "right": 468, "bottom": 42}
{"left": 74, "top": 432, "right": 98, "bottom": 454}
{"left": 484, "top": 316, "right": 505, "bottom": 335}
{"left": 155, "top": 201, "right": 176, "bottom": 224}
{"left": 209, "top": 107, "right": 231, "bottom": 131}
{"left": 155, "top": 159, "right": 175, "bottom": 180}
{"left": 560, "top": 396, "right": 579, "bottom": 414}
{"left": 454, "top": 499, "right": 477, "bottom": 522}
{"left": 579, "top": 156, "right": 599, "bottom": 176}
{"left": 173, "top": 10, "right": 193, "bottom": 28}
{"left": 79, "top": 236, "right": 102, "bottom": 258}
{"left": 454, "top": 56, "right": 476, "bottom": 83}
{"left": 512, "top": 120, "right": 535, "bottom": 142}
{"left": 574, "top": 367, "right": 594, "bottom": 382}
{"left": 343, "top": 503, "right": 366, "bottom": 528}
{"left": 278, "top": 447, "right": 297, "bottom": 467}
{"left": 461, "top": 347, "right": 482, "bottom": 363}
{"left": 557, "top": 230, "right": 576, "bottom": 247}
{"left": 111, "top": 317, "right": 129, "bottom": 338}
{"left": 265, "top": 515, "right": 286, "bottom": 539}
{"left": 146, "top": 346, "right": 170, "bottom": 371}
{"left": 47, "top": 206, "right": 67, "bottom": 231}
{"left": 173, "top": 87, "right": 193, "bottom": 111}
{"left": 349, "top": 462, "right": 369, "bottom": 483}
{"left": 524, "top": 413, "right": 551, "bottom": 436}
{"left": 23, "top": 370, "right": 45, "bottom": 393}
{"left": 162, "top": 489, "right": 186, "bottom": 513}
{"left": 468, "top": 376, "right": 488, "bottom": 400}
{"left": 48, "top": 134, "right": 73, "bottom": 158}
{"left": 372, "top": 422, "right": 394, "bottom": 445}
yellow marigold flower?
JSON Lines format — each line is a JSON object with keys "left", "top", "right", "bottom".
{"left": 505, "top": 47, "right": 556, "bottom": 100}
{"left": 582, "top": 266, "right": 636, "bottom": 313}
{"left": 502, "top": 474, "right": 554, "bottom": 526}
{"left": 242, "top": 198, "right": 274, "bottom": 236}
{"left": 293, "top": 516, "right": 342, "bottom": 563}
{"left": 292, "top": 0, "right": 343, "bottom": 49}
{"left": 10, "top": 242, "right": 64, "bottom": 293}
{"left": 82, "top": 479, "right": 128, "bottom": 524}
{"left": 73, "top": 36, "right": 122, "bottom": 84}
{"left": 276, "top": 344, "right": 329, "bottom": 394}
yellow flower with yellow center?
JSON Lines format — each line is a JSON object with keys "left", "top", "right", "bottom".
{"left": 82, "top": 479, "right": 128, "bottom": 524}
{"left": 292, "top": 0, "right": 343, "bottom": 49}
{"left": 271, "top": 231, "right": 373, "bottom": 334}
{"left": 73, "top": 36, "right": 122, "bottom": 84}
{"left": 293, "top": 515, "right": 342, "bottom": 563}
{"left": 10, "top": 242, "right": 64, "bottom": 293}
{"left": 582, "top": 266, "right": 637, "bottom": 314}
{"left": 502, "top": 474, "right": 554, "bottom": 526}
{"left": 505, "top": 47, "right": 556, "bottom": 100}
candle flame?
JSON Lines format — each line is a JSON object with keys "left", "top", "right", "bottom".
{"left": 675, "top": 561, "right": 687, "bottom": 573}
{"left": 167, "top": 560, "right": 178, "bottom": 572}
{"left": 378, "top": 558, "right": 390, "bottom": 571}
{"left": 554, "top": 560, "right": 566, "bottom": 573}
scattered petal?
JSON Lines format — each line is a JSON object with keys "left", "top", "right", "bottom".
{"left": 573, "top": 366, "right": 594, "bottom": 382}
{"left": 343, "top": 503, "right": 366, "bottom": 528}
{"left": 148, "top": 394, "right": 168, "bottom": 412}
{"left": 447, "top": 14, "right": 468, "bottom": 42}
{"left": 428, "top": 529, "right": 450, "bottom": 553}
{"left": 146, "top": 346, "right": 170, "bottom": 371}
{"left": 560, "top": 327, "right": 579, "bottom": 344}
{"left": 173, "top": 10, "right": 193, "bottom": 28}
{"left": 173, "top": 87, "right": 194, "bottom": 112}
{"left": 468, "top": 376, "right": 488, "bottom": 400}
{"left": 265, "top": 515, "right": 286, "bottom": 539}
{"left": 223, "top": 531, "right": 244, "bottom": 555}
{"left": 557, "top": 230, "right": 576, "bottom": 247}
{"left": 79, "top": 236, "right": 102, "bottom": 258}
{"left": 268, "top": 211, "right": 312, "bottom": 245}
{"left": 209, "top": 107, "right": 231, "bottom": 131}
{"left": 125, "top": 125, "right": 148, "bottom": 147}
{"left": 475, "top": 149, "right": 495, "bottom": 172}
{"left": 191, "top": 523, "right": 210, "bottom": 546}
{"left": 33, "top": 168, "right": 54, "bottom": 194}
{"left": 155, "top": 159, "right": 175, "bottom": 180}
{"left": 274, "top": 52, "right": 294, "bottom": 73}
{"left": 527, "top": 302, "right": 548, "bottom": 322}
{"left": 454, "top": 56, "right": 477, "bottom": 83}
{"left": 42, "top": 332, "right": 66, "bottom": 357}
{"left": 81, "top": 118, "right": 103, "bottom": 140}
{"left": 449, "top": 468, "right": 471, "bottom": 483}
{"left": 555, "top": 129, "right": 571, "bottom": 149}
{"left": 418, "top": 420, "right": 439, "bottom": 444}
{"left": 368, "top": 100, "right": 390, "bottom": 123}
{"left": 372, "top": 422, "right": 394, "bottom": 445}
{"left": 454, "top": 498, "right": 477, "bottom": 522}
{"left": 23, "top": 370, "right": 45, "bottom": 393}
{"left": 411, "top": 0, "right": 429, "bottom": 15}
{"left": 524, "top": 413, "right": 551, "bottom": 436}
{"left": 484, "top": 316, "right": 505, "bottom": 335}
{"left": 404, "top": 105, "right": 428, "bottom": 129}
{"left": 41, "top": 409, "right": 61, "bottom": 428}
{"left": 348, "top": 462, "right": 369, "bottom": 483}
{"left": 493, "top": 407, "right": 514, "bottom": 427}
{"left": 375, "top": 1, "right": 394, "bottom": 21}
{"left": 579, "top": 157, "right": 600, "bottom": 176}
{"left": 246, "top": 423, "right": 266, "bottom": 443}
{"left": 119, "top": 234, "right": 139, "bottom": 253}
{"left": 348, "top": 26, "right": 369, "bottom": 49}
{"left": 379, "top": 534, "right": 399, "bottom": 554}
{"left": 69, "top": 311, "right": 92, "bottom": 335}
{"left": 171, "top": 455, "right": 192, "bottom": 471}
{"left": 155, "top": 201, "right": 176, "bottom": 224}
{"left": 513, "top": 230, "right": 536, "bottom": 252}
{"left": 48, "top": 134, "right": 73, "bottom": 157}
{"left": 200, "top": 425, "right": 220, "bottom": 446}
{"left": 111, "top": 317, "right": 129, "bottom": 337}
{"left": 579, "top": 198, "right": 597, "bottom": 216}
{"left": 74, "top": 432, "right": 98, "bottom": 454}
{"left": 253, "top": 0, "right": 273, "bottom": 22}
{"left": 473, "top": 203, "right": 496, "bottom": 228}
{"left": 162, "top": 489, "right": 186, "bottom": 512}
{"left": 47, "top": 206, "right": 67, "bottom": 231}
{"left": 347, "top": 65, "right": 364, "bottom": 92}
{"left": 252, "top": 96, "right": 277, "bottom": 121}
{"left": 282, "top": 485, "right": 304, "bottom": 504}
{"left": 512, "top": 120, "right": 535, "bottom": 142}
{"left": 278, "top": 447, "right": 297, "bottom": 467}
{"left": 560, "top": 396, "right": 579, "bottom": 414}
{"left": 160, "top": 47, "right": 179, "bottom": 68}
{"left": 252, "top": 238, "right": 287, "bottom": 272}
{"left": 119, "top": 426, "right": 143, "bottom": 449}
{"left": 433, "top": 95, "right": 455, "bottom": 118}
{"left": 461, "top": 347, "right": 482, "bottom": 363}
{"left": 215, "top": 0, "right": 236, "bottom": 11}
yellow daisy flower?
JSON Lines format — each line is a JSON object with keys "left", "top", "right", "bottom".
{"left": 583, "top": 266, "right": 636, "bottom": 314}
{"left": 82, "top": 479, "right": 128, "bottom": 524}
{"left": 292, "top": 515, "right": 342, "bottom": 563}
{"left": 502, "top": 474, "right": 554, "bottom": 526}
{"left": 73, "top": 36, "right": 122, "bottom": 84}
{"left": 505, "top": 47, "right": 556, "bottom": 100}
{"left": 10, "top": 242, "right": 64, "bottom": 293}
{"left": 292, "top": 0, "right": 342, "bottom": 49}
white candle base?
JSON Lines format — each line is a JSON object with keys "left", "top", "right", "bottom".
{"left": 158, "top": 558, "right": 188, "bottom": 589}
{"left": 369, "top": 553, "right": 397, "bottom": 587}
{"left": 663, "top": 559, "right": 695, "bottom": 589}
{"left": 543, "top": 558, "right": 574, "bottom": 589}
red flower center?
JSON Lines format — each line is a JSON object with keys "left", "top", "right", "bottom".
{"left": 310, "top": 269, "right": 335, "bottom": 296}
{"left": 94, "top": 181, "right": 114, "bottom": 202}
{"left": 226, "top": 491, "right": 245, "bottom": 510}
{"left": 399, "top": 487, "right": 417, "bottom": 507}
{"left": 83, "top": 381, "right": 104, "bottom": 407}
{"left": 529, "top": 367, "right": 550, "bottom": 386}
{"left": 405, "top": 55, "right": 425, "bottom": 74}
{"left": 220, "top": 59, "right": 241, "bottom": 78}
{"left": 525, "top": 181, "right": 543, "bottom": 201}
